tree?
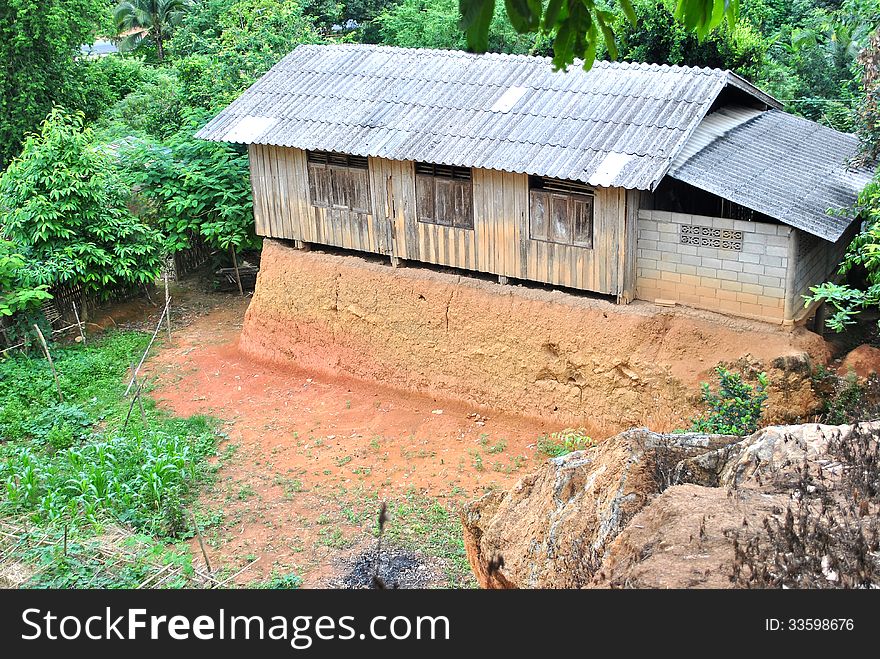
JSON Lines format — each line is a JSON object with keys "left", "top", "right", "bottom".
{"left": 378, "top": 0, "right": 544, "bottom": 54}
{"left": 806, "top": 26, "right": 880, "bottom": 331}
{"left": 168, "top": 0, "right": 321, "bottom": 105}
{"left": 0, "top": 108, "right": 164, "bottom": 296}
{"left": 0, "top": 0, "right": 105, "bottom": 167}
{"left": 117, "top": 112, "right": 256, "bottom": 254}
{"left": 212, "top": 0, "right": 322, "bottom": 92}
{"left": 114, "top": 0, "right": 190, "bottom": 61}
{"left": 457, "top": 0, "right": 740, "bottom": 70}
{"left": 617, "top": 0, "right": 767, "bottom": 79}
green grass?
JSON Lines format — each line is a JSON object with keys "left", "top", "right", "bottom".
{"left": 0, "top": 331, "right": 220, "bottom": 587}
{"left": 250, "top": 571, "right": 302, "bottom": 589}
{"left": 379, "top": 493, "right": 476, "bottom": 588}
{"left": 479, "top": 435, "right": 507, "bottom": 454}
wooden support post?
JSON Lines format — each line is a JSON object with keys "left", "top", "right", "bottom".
{"left": 229, "top": 245, "right": 244, "bottom": 298}
{"left": 164, "top": 270, "right": 172, "bottom": 344}
{"left": 33, "top": 324, "right": 63, "bottom": 402}
{"left": 390, "top": 256, "right": 401, "bottom": 269}
{"left": 72, "top": 302, "right": 86, "bottom": 344}
{"left": 498, "top": 275, "right": 509, "bottom": 285}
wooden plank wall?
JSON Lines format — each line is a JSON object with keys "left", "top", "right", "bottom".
{"left": 250, "top": 145, "right": 625, "bottom": 296}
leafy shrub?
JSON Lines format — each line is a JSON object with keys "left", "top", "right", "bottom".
{"left": 536, "top": 428, "right": 596, "bottom": 457}
{"left": 117, "top": 116, "right": 255, "bottom": 252}
{"left": 689, "top": 367, "right": 769, "bottom": 436}
{"left": 0, "top": 240, "right": 52, "bottom": 317}
{"left": 101, "top": 70, "right": 184, "bottom": 140}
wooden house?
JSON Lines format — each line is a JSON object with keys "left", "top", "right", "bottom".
{"left": 198, "top": 44, "right": 873, "bottom": 324}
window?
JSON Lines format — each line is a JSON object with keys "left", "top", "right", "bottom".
{"left": 529, "top": 177, "right": 593, "bottom": 248}
{"left": 415, "top": 163, "right": 473, "bottom": 229}
{"left": 307, "top": 151, "right": 371, "bottom": 213}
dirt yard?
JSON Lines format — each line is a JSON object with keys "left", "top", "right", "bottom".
{"left": 132, "top": 246, "right": 830, "bottom": 588}
{"left": 142, "top": 291, "right": 560, "bottom": 588}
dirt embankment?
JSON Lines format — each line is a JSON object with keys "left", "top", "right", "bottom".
{"left": 240, "top": 240, "right": 830, "bottom": 431}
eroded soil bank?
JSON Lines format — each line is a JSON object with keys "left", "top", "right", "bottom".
{"left": 240, "top": 240, "right": 830, "bottom": 431}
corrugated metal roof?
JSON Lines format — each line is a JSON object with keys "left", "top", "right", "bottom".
{"left": 197, "top": 43, "right": 777, "bottom": 190}
{"left": 671, "top": 105, "right": 763, "bottom": 169}
{"left": 670, "top": 109, "right": 873, "bottom": 241}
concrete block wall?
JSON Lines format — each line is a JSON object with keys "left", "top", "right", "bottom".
{"left": 787, "top": 226, "right": 856, "bottom": 321}
{"left": 636, "top": 210, "right": 791, "bottom": 323}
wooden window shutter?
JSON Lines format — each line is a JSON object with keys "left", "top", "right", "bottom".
{"left": 416, "top": 174, "right": 435, "bottom": 223}
{"left": 433, "top": 178, "right": 455, "bottom": 227}
{"left": 529, "top": 190, "right": 549, "bottom": 241}
{"left": 549, "top": 193, "right": 571, "bottom": 243}
{"left": 529, "top": 178, "right": 594, "bottom": 248}
{"left": 308, "top": 162, "right": 331, "bottom": 207}
{"left": 453, "top": 179, "right": 473, "bottom": 229}
{"left": 571, "top": 194, "right": 593, "bottom": 248}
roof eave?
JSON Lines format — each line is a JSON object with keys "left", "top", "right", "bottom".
{"left": 724, "top": 71, "right": 783, "bottom": 110}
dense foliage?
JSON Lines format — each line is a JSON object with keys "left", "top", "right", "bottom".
{"left": 118, "top": 118, "right": 255, "bottom": 252}
{"left": 457, "top": 0, "right": 740, "bottom": 69}
{"left": 617, "top": 0, "right": 767, "bottom": 79}
{"left": 0, "top": 241, "right": 52, "bottom": 317}
{"left": 0, "top": 0, "right": 106, "bottom": 166}
{"left": 378, "top": 0, "right": 546, "bottom": 53}
{"left": 0, "top": 109, "right": 163, "bottom": 295}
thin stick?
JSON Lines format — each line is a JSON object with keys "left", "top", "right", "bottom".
{"left": 123, "top": 372, "right": 147, "bottom": 431}
{"left": 229, "top": 245, "right": 244, "bottom": 298}
{"left": 213, "top": 557, "right": 260, "bottom": 588}
{"left": 130, "top": 362, "right": 146, "bottom": 424}
{"left": 72, "top": 302, "right": 86, "bottom": 344}
{"left": 136, "top": 564, "right": 172, "bottom": 589}
{"left": 192, "top": 513, "right": 212, "bottom": 573}
{"left": 0, "top": 324, "right": 84, "bottom": 355}
{"left": 33, "top": 324, "right": 63, "bottom": 402}
{"left": 124, "top": 299, "right": 169, "bottom": 397}
{"left": 164, "top": 270, "right": 172, "bottom": 343}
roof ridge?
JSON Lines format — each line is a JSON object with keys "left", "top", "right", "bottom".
{"left": 294, "top": 43, "right": 728, "bottom": 75}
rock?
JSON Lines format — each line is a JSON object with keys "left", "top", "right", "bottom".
{"left": 464, "top": 422, "right": 880, "bottom": 589}
{"left": 717, "top": 423, "right": 870, "bottom": 488}
{"left": 595, "top": 422, "right": 880, "bottom": 588}
{"left": 591, "top": 484, "right": 788, "bottom": 589}
{"left": 837, "top": 344, "right": 880, "bottom": 379}
{"left": 460, "top": 428, "right": 733, "bottom": 588}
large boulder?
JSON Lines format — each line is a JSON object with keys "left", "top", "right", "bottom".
{"left": 591, "top": 484, "right": 788, "bottom": 589}
{"left": 461, "top": 429, "right": 734, "bottom": 588}
{"left": 464, "top": 422, "right": 880, "bottom": 589}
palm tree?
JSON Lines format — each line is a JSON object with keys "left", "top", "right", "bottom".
{"left": 114, "top": 0, "right": 189, "bottom": 61}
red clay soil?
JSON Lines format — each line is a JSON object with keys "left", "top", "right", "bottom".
{"left": 143, "top": 298, "right": 562, "bottom": 587}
